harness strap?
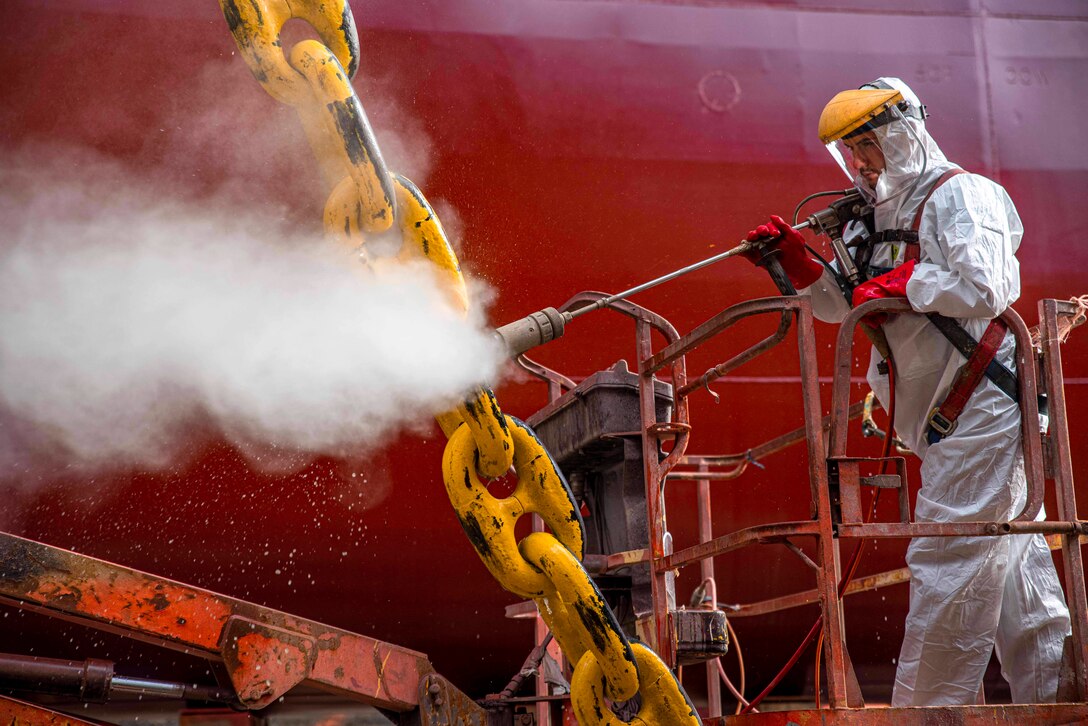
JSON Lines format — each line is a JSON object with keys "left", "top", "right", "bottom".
{"left": 926, "top": 318, "right": 1009, "bottom": 444}
{"left": 870, "top": 229, "right": 918, "bottom": 244}
{"left": 925, "top": 312, "right": 1019, "bottom": 403}
{"left": 903, "top": 168, "right": 968, "bottom": 262}
{"left": 906, "top": 168, "right": 1020, "bottom": 414}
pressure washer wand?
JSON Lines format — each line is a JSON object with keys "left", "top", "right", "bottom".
{"left": 495, "top": 223, "right": 813, "bottom": 357}
{"left": 570, "top": 239, "right": 759, "bottom": 320}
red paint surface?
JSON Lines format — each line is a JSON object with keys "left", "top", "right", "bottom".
{"left": 1, "top": 0, "right": 1085, "bottom": 706}
{"left": 71, "top": 574, "right": 231, "bottom": 650}
{"left": 229, "top": 631, "right": 309, "bottom": 706}
{"left": 309, "top": 632, "right": 424, "bottom": 707}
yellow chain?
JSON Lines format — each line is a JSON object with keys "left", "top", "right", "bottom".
{"left": 220, "top": 0, "right": 509, "bottom": 469}
{"left": 572, "top": 643, "right": 701, "bottom": 725}
{"left": 219, "top": 2, "right": 700, "bottom": 722}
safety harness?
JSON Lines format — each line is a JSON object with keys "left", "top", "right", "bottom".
{"left": 863, "top": 169, "right": 1021, "bottom": 444}
{"left": 925, "top": 318, "right": 1010, "bottom": 443}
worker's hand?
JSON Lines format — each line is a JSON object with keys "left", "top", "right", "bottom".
{"left": 744, "top": 214, "right": 802, "bottom": 251}
{"left": 742, "top": 215, "right": 823, "bottom": 289}
{"left": 851, "top": 259, "right": 917, "bottom": 327}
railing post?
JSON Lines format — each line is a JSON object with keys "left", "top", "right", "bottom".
{"left": 697, "top": 461, "right": 723, "bottom": 717}
{"left": 795, "top": 299, "right": 853, "bottom": 707}
{"left": 1040, "top": 299, "right": 1088, "bottom": 700}
{"left": 638, "top": 318, "right": 675, "bottom": 666}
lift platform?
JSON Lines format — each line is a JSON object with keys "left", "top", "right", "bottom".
{"left": 3, "top": 297, "right": 1086, "bottom": 725}
{"left": 514, "top": 294, "right": 1088, "bottom": 723}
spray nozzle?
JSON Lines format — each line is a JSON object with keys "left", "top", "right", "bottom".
{"left": 494, "top": 307, "right": 573, "bottom": 357}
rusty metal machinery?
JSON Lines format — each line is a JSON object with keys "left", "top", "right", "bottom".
{"left": 0, "top": 532, "right": 537, "bottom": 724}
{"left": 0, "top": 532, "right": 434, "bottom": 713}
{"left": 0, "top": 694, "right": 105, "bottom": 726}
{"left": 0, "top": 653, "right": 237, "bottom": 706}
{"left": 0, "top": 654, "right": 115, "bottom": 705}
{"left": 526, "top": 360, "right": 728, "bottom": 667}
{"left": 0, "top": 539, "right": 538, "bottom": 725}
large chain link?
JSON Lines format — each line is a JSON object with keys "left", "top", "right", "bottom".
{"left": 220, "top": 3, "right": 700, "bottom": 722}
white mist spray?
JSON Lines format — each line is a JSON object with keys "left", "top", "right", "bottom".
{"left": 0, "top": 148, "right": 505, "bottom": 479}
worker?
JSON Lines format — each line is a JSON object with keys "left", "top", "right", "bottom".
{"left": 744, "top": 77, "right": 1071, "bottom": 706}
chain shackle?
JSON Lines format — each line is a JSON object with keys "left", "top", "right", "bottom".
{"left": 432, "top": 391, "right": 517, "bottom": 479}
{"left": 290, "top": 40, "right": 396, "bottom": 234}
{"left": 455, "top": 388, "right": 514, "bottom": 478}
{"left": 220, "top": 0, "right": 360, "bottom": 106}
{"left": 442, "top": 417, "right": 584, "bottom": 597}
{"left": 221, "top": 0, "right": 394, "bottom": 234}
{"left": 520, "top": 533, "right": 639, "bottom": 702}
{"left": 572, "top": 643, "right": 701, "bottom": 726}
{"left": 392, "top": 175, "right": 470, "bottom": 312}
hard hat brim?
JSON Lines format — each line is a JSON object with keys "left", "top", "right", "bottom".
{"left": 818, "top": 88, "right": 905, "bottom": 144}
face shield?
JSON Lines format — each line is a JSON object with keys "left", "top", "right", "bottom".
{"left": 825, "top": 131, "right": 889, "bottom": 187}
{"left": 819, "top": 86, "right": 928, "bottom": 206}
{"left": 825, "top": 137, "right": 855, "bottom": 183}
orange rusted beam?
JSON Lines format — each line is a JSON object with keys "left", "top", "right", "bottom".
{"left": 0, "top": 694, "right": 104, "bottom": 725}
{"left": 0, "top": 533, "right": 432, "bottom": 711}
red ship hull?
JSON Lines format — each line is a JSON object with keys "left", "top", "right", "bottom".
{"left": 1, "top": 0, "right": 1086, "bottom": 706}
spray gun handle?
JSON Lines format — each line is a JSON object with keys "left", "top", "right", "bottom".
{"left": 802, "top": 190, "right": 871, "bottom": 296}
{"left": 805, "top": 190, "right": 869, "bottom": 240}
{"left": 754, "top": 247, "right": 798, "bottom": 296}
{"left": 828, "top": 232, "right": 861, "bottom": 287}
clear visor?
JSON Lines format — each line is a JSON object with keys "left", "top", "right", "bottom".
{"left": 825, "top": 132, "right": 886, "bottom": 188}
{"left": 826, "top": 139, "right": 855, "bottom": 182}
{"left": 823, "top": 105, "right": 913, "bottom": 186}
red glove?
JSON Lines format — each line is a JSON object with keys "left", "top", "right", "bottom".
{"left": 743, "top": 215, "right": 823, "bottom": 290}
{"left": 851, "top": 259, "right": 917, "bottom": 327}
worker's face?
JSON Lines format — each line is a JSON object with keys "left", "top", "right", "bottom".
{"left": 843, "top": 132, "right": 885, "bottom": 189}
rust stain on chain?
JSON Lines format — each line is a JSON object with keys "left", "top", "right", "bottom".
{"left": 573, "top": 598, "right": 620, "bottom": 656}
{"left": 457, "top": 511, "right": 494, "bottom": 560}
{"left": 245, "top": 0, "right": 263, "bottom": 25}
{"left": 327, "top": 99, "right": 369, "bottom": 166}
{"left": 338, "top": 3, "right": 358, "bottom": 77}
{"left": 221, "top": 0, "right": 244, "bottom": 33}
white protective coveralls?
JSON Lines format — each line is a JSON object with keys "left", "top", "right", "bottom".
{"left": 805, "top": 78, "right": 1071, "bottom": 706}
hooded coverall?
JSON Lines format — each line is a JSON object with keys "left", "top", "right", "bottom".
{"left": 805, "top": 78, "right": 1071, "bottom": 706}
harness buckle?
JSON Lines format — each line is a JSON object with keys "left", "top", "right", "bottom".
{"left": 927, "top": 407, "right": 958, "bottom": 437}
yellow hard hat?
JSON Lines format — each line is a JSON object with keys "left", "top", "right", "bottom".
{"left": 818, "top": 88, "right": 905, "bottom": 144}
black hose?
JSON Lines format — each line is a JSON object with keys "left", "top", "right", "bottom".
{"left": 792, "top": 189, "right": 855, "bottom": 227}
